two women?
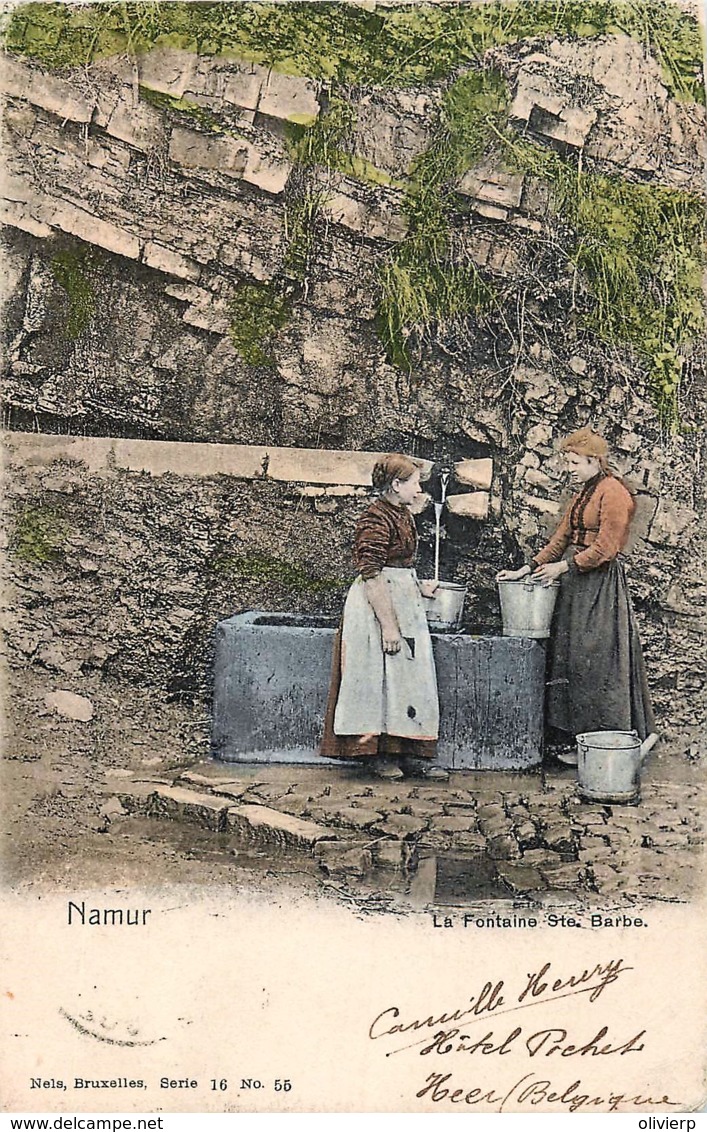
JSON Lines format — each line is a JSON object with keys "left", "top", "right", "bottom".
{"left": 320, "top": 454, "right": 448, "bottom": 781}
{"left": 323, "top": 430, "right": 655, "bottom": 778}
{"left": 497, "top": 427, "right": 655, "bottom": 755}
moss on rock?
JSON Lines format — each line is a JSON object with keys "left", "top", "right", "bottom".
{"left": 11, "top": 504, "right": 68, "bottom": 564}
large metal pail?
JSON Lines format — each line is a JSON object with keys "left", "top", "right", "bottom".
{"left": 423, "top": 581, "right": 467, "bottom": 632}
{"left": 576, "top": 730, "right": 659, "bottom": 804}
{"left": 497, "top": 578, "right": 559, "bottom": 639}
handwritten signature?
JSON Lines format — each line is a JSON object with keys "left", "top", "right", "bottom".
{"left": 369, "top": 957, "right": 632, "bottom": 1055}
{"left": 416, "top": 1071, "right": 682, "bottom": 1112}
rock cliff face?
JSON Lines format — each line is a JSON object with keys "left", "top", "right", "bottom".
{"left": 2, "top": 4, "right": 706, "bottom": 744}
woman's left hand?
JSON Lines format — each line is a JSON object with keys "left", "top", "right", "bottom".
{"left": 418, "top": 579, "right": 439, "bottom": 598}
{"left": 532, "top": 561, "right": 569, "bottom": 586}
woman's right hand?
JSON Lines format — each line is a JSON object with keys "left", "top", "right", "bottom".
{"left": 496, "top": 565, "right": 531, "bottom": 582}
{"left": 381, "top": 625, "right": 402, "bottom": 655}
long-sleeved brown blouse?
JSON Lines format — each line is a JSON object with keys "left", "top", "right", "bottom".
{"left": 532, "top": 473, "right": 635, "bottom": 573}
{"left": 353, "top": 498, "right": 418, "bottom": 580}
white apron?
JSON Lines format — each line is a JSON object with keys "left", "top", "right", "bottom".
{"left": 333, "top": 567, "right": 439, "bottom": 740}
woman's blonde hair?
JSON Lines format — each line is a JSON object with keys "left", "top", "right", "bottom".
{"left": 559, "top": 428, "right": 610, "bottom": 473}
{"left": 372, "top": 453, "right": 420, "bottom": 493}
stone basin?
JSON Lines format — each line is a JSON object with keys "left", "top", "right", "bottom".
{"left": 212, "top": 611, "right": 545, "bottom": 771}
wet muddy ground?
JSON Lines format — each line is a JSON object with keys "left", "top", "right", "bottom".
{"left": 3, "top": 668, "right": 704, "bottom": 917}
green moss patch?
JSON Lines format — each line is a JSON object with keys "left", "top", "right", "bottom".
{"left": 49, "top": 246, "right": 96, "bottom": 339}
{"left": 11, "top": 504, "right": 68, "bottom": 564}
{"left": 228, "top": 282, "right": 292, "bottom": 366}
{"left": 4, "top": 2, "right": 704, "bottom": 103}
{"left": 500, "top": 134, "right": 706, "bottom": 426}
{"left": 211, "top": 552, "right": 347, "bottom": 596}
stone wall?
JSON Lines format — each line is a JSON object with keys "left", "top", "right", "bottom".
{"left": 3, "top": 430, "right": 705, "bottom": 742}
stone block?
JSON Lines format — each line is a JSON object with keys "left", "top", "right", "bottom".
{"left": 266, "top": 447, "right": 386, "bottom": 486}
{"left": 47, "top": 201, "right": 140, "bottom": 260}
{"left": 222, "top": 69, "right": 264, "bottom": 112}
{"left": 458, "top": 168, "right": 524, "bottom": 209}
{"left": 541, "top": 823, "right": 576, "bottom": 854}
{"left": 182, "top": 306, "right": 231, "bottom": 335}
{"left": 112, "top": 439, "right": 268, "bottom": 479}
{"left": 105, "top": 93, "right": 165, "bottom": 150}
{"left": 257, "top": 71, "right": 319, "bottom": 123}
{"left": 647, "top": 500, "right": 697, "bottom": 546}
{"left": 369, "top": 839, "right": 418, "bottom": 871}
{"left": 43, "top": 690, "right": 94, "bottom": 722}
{"left": 474, "top": 202, "right": 509, "bottom": 221}
{"left": 496, "top": 863, "right": 545, "bottom": 892}
{"left": 5, "top": 432, "right": 117, "bottom": 472}
{"left": 165, "top": 282, "right": 208, "bottom": 303}
{"left": 445, "top": 492, "right": 490, "bottom": 519}
{"left": 146, "top": 785, "right": 230, "bottom": 829}
{"left": 315, "top": 844, "right": 373, "bottom": 876}
{"left": 2, "top": 56, "right": 94, "bottom": 123}
{"left": 137, "top": 47, "right": 198, "bottom": 99}
{"left": 0, "top": 200, "right": 53, "bottom": 239}
{"left": 376, "top": 813, "right": 428, "bottom": 838}
{"left": 169, "top": 126, "right": 250, "bottom": 176}
{"left": 320, "top": 806, "right": 386, "bottom": 832}
{"left": 453, "top": 458, "right": 493, "bottom": 490}
{"left": 242, "top": 153, "right": 292, "bottom": 196}
{"left": 227, "top": 803, "right": 333, "bottom": 849}
{"left": 526, "top": 495, "right": 561, "bottom": 516}
{"left": 510, "top": 68, "right": 566, "bottom": 123}
{"left": 429, "top": 814, "right": 476, "bottom": 834}
{"left": 142, "top": 242, "right": 201, "bottom": 281}
{"left": 321, "top": 192, "right": 406, "bottom": 241}
{"left": 169, "top": 125, "right": 292, "bottom": 193}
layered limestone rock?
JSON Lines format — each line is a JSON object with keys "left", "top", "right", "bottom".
{"left": 2, "top": 27, "right": 705, "bottom": 738}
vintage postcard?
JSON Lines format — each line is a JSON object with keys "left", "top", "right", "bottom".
{"left": 1, "top": 0, "right": 706, "bottom": 1116}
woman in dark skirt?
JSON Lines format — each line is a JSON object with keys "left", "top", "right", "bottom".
{"left": 497, "top": 428, "right": 655, "bottom": 758}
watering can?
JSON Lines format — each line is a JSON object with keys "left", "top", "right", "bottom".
{"left": 576, "top": 730, "right": 659, "bottom": 804}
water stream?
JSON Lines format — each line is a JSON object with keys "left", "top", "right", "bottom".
{"left": 433, "top": 471, "right": 450, "bottom": 583}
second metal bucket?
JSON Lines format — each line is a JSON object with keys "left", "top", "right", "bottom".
{"left": 497, "top": 578, "right": 559, "bottom": 639}
{"left": 423, "top": 581, "right": 467, "bottom": 631}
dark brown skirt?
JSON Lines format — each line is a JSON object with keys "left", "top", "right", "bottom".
{"left": 319, "top": 628, "right": 437, "bottom": 760}
{"left": 546, "top": 551, "right": 655, "bottom": 739}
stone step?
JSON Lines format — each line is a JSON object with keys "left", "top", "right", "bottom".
{"left": 226, "top": 804, "right": 337, "bottom": 850}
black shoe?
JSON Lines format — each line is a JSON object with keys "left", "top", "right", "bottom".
{"left": 400, "top": 757, "right": 449, "bottom": 782}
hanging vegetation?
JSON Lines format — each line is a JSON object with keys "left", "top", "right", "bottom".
{"left": 5, "top": 1, "right": 704, "bottom": 102}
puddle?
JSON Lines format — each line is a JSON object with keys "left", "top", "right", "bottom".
{"left": 117, "top": 816, "right": 574, "bottom": 910}
{"left": 410, "top": 853, "right": 508, "bottom": 905}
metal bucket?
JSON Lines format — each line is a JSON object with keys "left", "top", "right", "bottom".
{"left": 497, "top": 578, "right": 559, "bottom": 639}
{"left": 423, "top": 581, "right": 466, "bottom": 632}
{"left": 576, "top": 730, "right": 659, "bottom": 804}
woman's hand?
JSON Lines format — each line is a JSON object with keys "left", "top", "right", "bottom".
{"left": 418, "top": 579, "right": 439, "bottom": 598}
{"left": 496, "top": 565, "right": 531, "bottom": 582}
{"left": 532, "top": 561, "right": 569, "bottom": 586}
{"left": 381, "top": 626, "right": 403, "bottom": 655}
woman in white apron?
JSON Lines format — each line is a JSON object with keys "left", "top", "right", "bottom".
{"left": 320, "top": 454, "right": 448, "bottom": 781}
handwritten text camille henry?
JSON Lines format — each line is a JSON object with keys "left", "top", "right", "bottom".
{"left": 368, "top": 958, "right": 682, "bottom": 1112}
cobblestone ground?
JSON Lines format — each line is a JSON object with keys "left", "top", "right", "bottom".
{"left": 96, "top": 744, "right": 704, "bottom": 911}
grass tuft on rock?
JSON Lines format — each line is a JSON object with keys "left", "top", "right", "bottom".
{"left": 228, "top": 282, "right": 292, "bottom": 366}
